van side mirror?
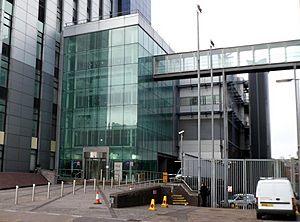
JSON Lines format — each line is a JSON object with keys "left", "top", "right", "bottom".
{"left": 296, "top": 195, "right": 299, "bottom": 200}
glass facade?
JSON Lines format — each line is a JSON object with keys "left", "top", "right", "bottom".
{"left": 61, "top": 25, "right": 175, "bottom": 174}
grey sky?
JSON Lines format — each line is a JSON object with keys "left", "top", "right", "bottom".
{"left": 151, "top": 0, "right": 300, "bottom": 158}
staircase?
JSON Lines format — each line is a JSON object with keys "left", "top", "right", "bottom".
{"left": 172, "top": 194, "right": 189, "bottom": 205}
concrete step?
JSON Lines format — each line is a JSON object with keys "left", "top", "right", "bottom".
{"left": 172, "top": 194, "right": 188, "bottom": 205}
{"left": 172, "top": 201, "right": 189, "bottom": 205}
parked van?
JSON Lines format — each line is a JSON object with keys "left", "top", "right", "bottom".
{"left": 256, "top": 178, "right": 297, "bottom": 220}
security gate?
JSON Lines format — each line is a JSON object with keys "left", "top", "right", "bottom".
{"left": 182, "top": 157, "right": 298, "bottom": 208}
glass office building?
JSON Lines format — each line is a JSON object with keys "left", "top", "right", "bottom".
{"left": 60, "top": 14, "right": 175, "bottom": 178}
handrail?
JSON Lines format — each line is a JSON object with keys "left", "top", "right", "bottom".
{"left": 182, "top": 178, "right": 196, "bottom": 192}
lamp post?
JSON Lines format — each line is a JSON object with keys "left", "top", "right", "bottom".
{"left": 196, "top": 4, "right": 202, "bottom": 206}
{"left": 178, "top": 130, "right": 185, "bottom": 177}
{"left": 276, "top": 67, "right": 300, "bottom": 194}
{"left": 209, "top": 40, "right": 216, "bottom": 208}
{"left": 210, "top": 40, "right": 215, "bottom": 158}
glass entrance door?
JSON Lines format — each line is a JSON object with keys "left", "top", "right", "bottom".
{"left": 84, "top": 157, "right": 107, "bottom": 179}
{"left": 83, "top": 147, "right": 109, "bottom": 180}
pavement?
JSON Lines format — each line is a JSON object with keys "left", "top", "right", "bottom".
{"left": 0, "top": 183, "right": 296, "bottom": 222}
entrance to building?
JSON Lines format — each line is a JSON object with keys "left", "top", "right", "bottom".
{"left": 83, "top": 147, "right": 109, "bottom": 179}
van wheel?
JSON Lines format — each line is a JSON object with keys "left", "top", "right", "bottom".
{"left": 256, "top": 213, "right": 262, "bottom": 219}
{"left": 230, "top": 203, "right": 235, "bottom": 208}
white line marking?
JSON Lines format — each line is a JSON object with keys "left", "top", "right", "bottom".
{"left": 47, "top": 213, "right": 61, "bottom": 216}
{"left": 71, "top": 215, "right": 82, "bottom": 218}
{"left": 4, "top": 210, "right": 17, "bottom": 212}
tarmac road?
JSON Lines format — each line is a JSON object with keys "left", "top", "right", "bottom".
{"left": 0, "top": 184, "right": 298, "bottom": 222}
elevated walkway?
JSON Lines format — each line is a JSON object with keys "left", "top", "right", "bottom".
{"left": 153, "top": 39, "right": 300, "bottom": 80}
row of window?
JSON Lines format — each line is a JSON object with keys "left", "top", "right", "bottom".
{"left": 64, "top": 26, "right": 165, "bottom": 57}
{"left": 0, "top": 0, "right": 13, "bottom": 172}
{"left": 180, "top": 95, "right": 221, "bottom": 106}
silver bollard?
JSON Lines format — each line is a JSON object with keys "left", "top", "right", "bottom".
{"left": 100, "top": 169, "right": 103, "bottom": 181}
{"left": 111, "top": 177, "right": 113, "bottom": 188}
{"left": 47, "top": 182, "right": 50, "bottom": 199}
{"left": 93, "top": 178, "right": 96, "bottom": 191}
{"left": 118, "top": 176, "right": 121, "bottom": 187}
{"left": 83, "top": 179, "right": 86, "bottom": 193}
{"left": 15, "top": 185, "right": 19, "bottom": 205}
{"left": 72, "top": 180, "right": 76, "bottom": 195}
{"left": 102, "top": 177, "right": 105, "bottom": 190}
{"left": 32, "top": 184, "right": 35, "bottom": 202}
{"left": 125, "top": 175, "right": 128, "bottom": 185}
{"left": 138, "top": 174, "right": 140, "bottom": 183}
{"left": 61, "top": 181, "right": 64, "bottom": 197}
{"left": 132, "top": 175, "right": 134, "bottom": 184}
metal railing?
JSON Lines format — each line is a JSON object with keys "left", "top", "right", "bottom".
{"left": 182, "top": 158, "right": 297, "bottom": 209}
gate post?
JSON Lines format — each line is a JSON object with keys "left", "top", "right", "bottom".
{"left": 243, "top": 159, "right": 246, "bottom": 210}
{"left": 211, "top": 159, "right": 216, "bottom": 208}
{"left": 291, "top": 158, "right": 296, "bottom": 191}
{"left": 224, "top": 159, "right": 228, "bottom": 207}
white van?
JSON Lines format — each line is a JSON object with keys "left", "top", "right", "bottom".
{"left": 256, "top": 178, "right": 297, "bottom": 220}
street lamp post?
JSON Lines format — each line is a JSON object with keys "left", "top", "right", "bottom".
{"left": 210, "top": 40, "right": 215, "bottom": 158}
{"left": 196, "top": 4, "right": 202, "bottom": 206}
{"left": 276, "top": 66, "right": 300, "bottom": 194}
{"left": 210, "top": 40, "right": 216, "bottom": 208}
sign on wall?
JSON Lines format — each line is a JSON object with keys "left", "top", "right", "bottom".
{"left": 114, "top": 162, "right": 123, "bottom": 181}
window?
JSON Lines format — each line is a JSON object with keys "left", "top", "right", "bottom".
{"left": 49, "top": 152, "right": 55, "bottom": 170}
{"left": 72, "top": 0, "right": 78, "bottom": 24}
{"left": 99, "top": 0, "right": 103, "bottom": 18}
{"left": 32, "top": 98, "right": 40, "bottom": 137}
{"left": 30, "top": 149, "right": 37, "bottom": 172}
{"left": 38, "top": 0, "right": 46, "bottom": 23}
{"left": 0, "top": 98, "right": 6, "bottom": 131}
{"left": 87, "top": 0, "right": 91, "bottom": 22}
{"left": 0, "top": 145, "right": 3, "bottom": 172}
{"left": 56, "top": 0, "right": 62, "bottom": 32}
{"left": 51, "top": 104, "right": 57, "bottom": 140}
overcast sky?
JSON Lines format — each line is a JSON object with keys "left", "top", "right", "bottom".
{"left": 151, "top": 0, "right": 300, "bottom": 159}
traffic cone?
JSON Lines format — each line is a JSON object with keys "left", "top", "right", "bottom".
{"left": 161, "top": 196, "right": 168, "bottom": 208}
{"left": 148, "top": 199, "right": 157, "bottom": 211}
{"left": 94, "top": 191, "right": 102, "bottom": 204}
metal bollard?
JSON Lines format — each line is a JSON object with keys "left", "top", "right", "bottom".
{"left": 72, "top": 180, "right": 76, "bottom": 195}
{"left": 100, "top": 169, "right": 103, "bottom": 181}
{"left": 132, "top": 175, "right": 134, "bottom": 184}
{"left": 111, "top": 177, "right": 113, "bottom": 188}
{"left": 60, "top": 181, "right": 64, "bottom": 197}
{"left": 118, "top": 176, "right": 121, "bottom": 187}
{"left": 93, "top": 178, "right": 96, "bottom": 191}
{"left": 15, "top": 185, "right": 19, "bottom": 205}
{"left": 102, "top": 177, "right": 105, "bottom": 190}
{"left": 32, "top": 184, "right": 35, "bottom": 202}
{"left": 125, "top": 175, "right": 128, "bottom": 185}
{"left": 47, "top": 182, "right": 50, "bottom": 199}
{"left": 83, "top": 179, "right": 86, "bottom": 193}
{"left": 138, "top": 174, "right": 140, "bottom": 183}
